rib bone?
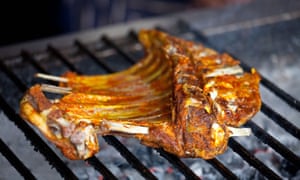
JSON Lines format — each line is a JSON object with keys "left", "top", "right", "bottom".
{"left": 100, "top": 121, "right": 149, "bottom": 134}
{"left": 204, "top": 65, "right": 244, "bottom": 78}
{"left": 228, "top": 126, "right": 251, "bottom": 137}
{"left": 36, "top": 73, "right": 69, "bottom": 83}
{"left": 41, "top": 84, "right": 72, "bottom": 94}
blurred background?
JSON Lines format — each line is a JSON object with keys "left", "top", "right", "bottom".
{"left": 0, "top": 0, "right": 251, "bottom": 47}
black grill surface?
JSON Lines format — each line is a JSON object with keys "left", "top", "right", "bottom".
{"left": 0, "top": 18, "right": 299, "bottom": 179}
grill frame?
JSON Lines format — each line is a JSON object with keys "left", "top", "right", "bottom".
{"left": 0, "top": 19, "right": 299, "bottom": 179}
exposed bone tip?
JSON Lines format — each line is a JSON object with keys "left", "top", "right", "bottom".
{"left": 204, "top": 65, "right": 244, "bottom": 78}
{"left": 228, "top": 126, "right": 251, "bottom": 137}
{"left": 35, "top": 73, "right": 69, "bottom": 83}
{"left": 41, "top": 84, "right": 72, "bottom": 94}
{"left": 101, "top": 121, "right": 149, "bottom": 135}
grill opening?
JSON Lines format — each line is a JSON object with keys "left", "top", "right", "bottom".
{"left": 0, "top": 19, "right": 299, "bottom": 179}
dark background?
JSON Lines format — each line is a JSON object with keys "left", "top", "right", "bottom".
{"left": 1, "top": 1, "right": 63, "bottom": 46}
{"left": 0, "top": 0, "right": 249, "bottom": 47}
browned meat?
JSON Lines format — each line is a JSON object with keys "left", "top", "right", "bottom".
{"left": 20, "top": 30, "right": 261, "bottom": 160}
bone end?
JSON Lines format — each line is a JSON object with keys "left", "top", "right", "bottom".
{"left": 228, "top": 127, "right": 251, "bottom": 137}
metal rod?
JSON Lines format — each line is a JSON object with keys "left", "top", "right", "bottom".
{"left": 0, "top": 61, "right": 27, "bottom": 91}
{"left": 0, "top": 138, "right": 37, "bottom": 180}
{"left": 74, "top": 39, "right": 114, "bottom": 73}
{"left": 206, "top": 158, "right": 238, "bottom": 180}
{"left": 101, "top": 35, "right": 136, "bottom": 64}
{"left": 260, "top": 102, "right": 300, "bottom": 140}
{"left": 47, "top": 45, "right": 82, "bottom": 73}
{"left": 229, "top": 139, "right": 282, "bottom": 180}
{"left": 103, "top": 136, "right": 158, "bottom": 180}
{"left": 21, "top": 50, "right": 48, "bottom": 74}
{"left": 5, "top": 51, "right": 118, "bottom": 179}
{"left": 156, "top": 149, "right": 200, "bottom": 180}
{"left": 0, "top": 94, "right": 78, "bottom": 179}
{"left": 85, "top": 156, "right": 118, "bottom": 180}
{"left": 47, "top": 45, "right": 82, "bottom": 75}
{"left": 21, "top": 50, "right": 53, "bottom": 85}
{"left": 245, "top": 121, "right": 300, "bottom": 167}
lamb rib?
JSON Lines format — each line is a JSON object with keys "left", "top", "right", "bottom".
{"left": 20, "top": 30, "right": 261, "bottom": 160}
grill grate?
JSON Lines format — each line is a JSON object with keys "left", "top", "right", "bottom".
{"left": 0, "top": 89, "right": 78, "bottom": 179}
{"left": 0, "top": 138, "right": 36, "bottom": 180}
{"left": 0, "top": 20, "right": 299, "bottom": 179}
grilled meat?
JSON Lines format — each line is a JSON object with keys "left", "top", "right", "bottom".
{"left": 20, "top": 30, "right": 261, "bottom": 160}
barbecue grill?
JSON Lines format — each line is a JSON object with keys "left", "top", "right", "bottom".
{"left": 0, "top": 1, "right": 300, "bottom": 179}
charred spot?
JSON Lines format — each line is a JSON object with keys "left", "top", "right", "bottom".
{"left": 27, "top": 85, "right": 52, "bottom": 111}
{"left": 201, "top": 68, "right": 210, "bottom": 73}
{"left": 47, "top": 109, "right": 63, "bottom": 121}
{"left": 25, "top": 94, "right": 38, "bottom": 111}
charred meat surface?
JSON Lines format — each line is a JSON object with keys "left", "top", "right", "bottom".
{"left": 20, "top": 30, "right": 261, "bottom": 160}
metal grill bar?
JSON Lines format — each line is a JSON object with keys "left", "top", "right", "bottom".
{"left": 245, "top": 121, "right": 300, "bottom": 167}
{"left": 261, "top": 102, "right": 300, "bottom": 140}
{"left": 0, "top": 61, "right": 26, "bottom": 91}
{"left": 21, "top": 51, "right": 47, "bottom": 74}
{"left": 205, "top": 159, "right": 238, "bottom": 179}
{"left": 0, "top": 92, "right": 78, "bottom": 179}
{"left": 102, "top": 136, "right": 158, "bottom": 180}
{"left": 49, "top": 43, "right": 158, "bottom": 180}
{"left": 75, "top": 40, "right": 114, "bottom": 73}
{"left": 101, "top": 36, "right": 137, "bottom": 64}
{"left": 85, "top": 157, "right": 118, "bottom": 180}
{"left": 18, "top": 51, "right": 118, "bottom": 179}
{"left": 47, "top": 45, "right": 82, "bottom": 73}
{"left": 228, "top": 139, "right": 282, "bottom": 180}
{"left": 0, "top": 138, "right": 36, "bottom": 179}
{"left": 20, "top": 50, "right": 54, "bottom": 86}
{"left": 156, "top": 149, "right": 201, "bottom": 180}
{"left": 0, "top": 60, "right": 79, "bottom": 179}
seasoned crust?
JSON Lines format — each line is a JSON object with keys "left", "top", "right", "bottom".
{"left": 19, "top": 30, "right": 261, "bottom": 160}
{"left": 20, "top": 85, "right": 99, "bottom": 160}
